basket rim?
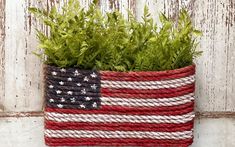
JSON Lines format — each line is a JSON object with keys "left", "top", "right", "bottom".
{"left": 44, "top": 64, "right": 195, "bottom": 74}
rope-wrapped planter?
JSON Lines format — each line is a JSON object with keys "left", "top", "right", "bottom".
{"left": 44, "top": 64, "right": 195, "bottom": 147}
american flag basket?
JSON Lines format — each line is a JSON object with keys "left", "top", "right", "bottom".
{"left": 44, "top": 64, "right": 195, "bottom": 147}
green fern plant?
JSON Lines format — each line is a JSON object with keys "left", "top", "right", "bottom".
{"left": 29, "top": 0, "right": 202, "bottom": 71}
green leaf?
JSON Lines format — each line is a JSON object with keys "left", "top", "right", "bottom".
{"left": 28, "top": 7, "right": 38, "bottom": 13}
{"left": 192, "top": 30, "right": 203, "bottom": 36}
{"left": 30, "top": 3, "right": 202, "bottom": 71}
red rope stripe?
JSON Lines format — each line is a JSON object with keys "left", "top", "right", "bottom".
{"left": 101, "top": 71, "right": 195, "bottom": 81}
{"left": 45, "top": 137, "right": 193, "bottom": 147}
{"left": 101, "top": 84, "right": 195, "bottom": 98}
{"left": 101, "top": 84, "right": 194, "bottom": 94}
{"left": 45, "top": 121, "right": 193, "bottom": 132}
{"left": 100, "top": 64, "right": 195, "bottom": 81}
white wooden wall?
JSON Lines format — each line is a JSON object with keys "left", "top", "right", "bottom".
{"left": 0, "top": 0, "right": 235, "bottom": 146}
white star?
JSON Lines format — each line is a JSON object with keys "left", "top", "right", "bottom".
{"left": 85, "top": 97, "right": 91, "bottom": 101}
{"left": 60, "top": 97, "right": 65, "bottom": 102}
{"left": 91, "top": 84, "right": 97, "bottom": 90}
{"left": 67, "top": 91, "right": 73, "bottom": 95}
{"left": 59, "top": 81, "right": 64, "bottom": 85}
{"left": 49, "top": 99, "right": 54, "bottom": 103}
{"left": 57, "top": 104, "right": 63, "bottom": 108}
{"left": 80, "top": 104, "right": 86, "bottom": 108}
{"left": 74, "top": 70, "right": 80, "bottom": 76}
{"left": 67, "top": 77, "right": 73, "bottom": 81}
{"left": 56, "top": 90, "right": 62, "bottom": 94}
{"left": 70, "top": 97, "right": 76, "bottom": 103}
{"left": 51, "top": 71, "right": 57, "bottom": 76}
{"left": 83, "top": 76, "right": 89, "bottom": 82}
{"left": 76, "top": 83, "right": 81, "bottom": 86}
{"left": 49, "top": 85, "right": 54, "bottom": 89}
{"left": 81, "top": 88, "right": 86, "bottom": 94}
{"left": 60, "top": 68, "right": 66, "bottom": 72}
{"left": 90, "top": 72, "right": 97, "bottom": 78}
{"left": 92, "top": 102, "right": 97, "bottom": 108}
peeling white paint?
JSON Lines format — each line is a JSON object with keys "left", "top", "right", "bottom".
{"left": 0, "top": 0, "right": 235, "bottom": 146}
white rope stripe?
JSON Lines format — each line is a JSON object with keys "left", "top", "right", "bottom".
{"left": 45, "top": 129, "right": 193, "bottom": 140}
{"left": 45, "top": 112, "right": 195, "bottom": 124}
{"left": 101, "top": 75, "right": 195, "bottom": 89}
{"left": 101, "top": 93, "right": 194, "bottom": 107}
{"left": 102, "top": 75, "right": 195, "bottom": 85}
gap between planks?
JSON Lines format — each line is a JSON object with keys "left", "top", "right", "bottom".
{"left": 0, "top": 111, "right": 235, "bottom": 118}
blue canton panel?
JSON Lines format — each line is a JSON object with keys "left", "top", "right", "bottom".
{"left": 45, "top": 65, "right": 101, "bottom": 110}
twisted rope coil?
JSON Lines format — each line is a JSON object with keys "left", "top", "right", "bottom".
{"left": 44, "top": 64, "right": 195, "bottom": 147}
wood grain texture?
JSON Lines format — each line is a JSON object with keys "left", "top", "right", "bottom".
{"left": 99, "top": 0, "right": 135, "bottom": 18}
{"left": 135, "top": 0, "right": 164, "bottom": 24}
{"left": 0, "top": 117, "right": 45, "bottom": 147}
{"left": 3, "top": 0, "right": 44, "bottom": 111}
{"left": 193, "top": 0, "right": 235, "bottom": 111}
{"left": 0, "top": 1, "right": 235, "bottom": 146}
{"left": 0, "top": 0, "right": 235, "bottom": 113}
{"left": 193, "top": 118, "right": 235, "bottom": 147}
{"left": 1, "top": 111, "right": 235, "bottom": 118}
{"left": 2, "top": 0, "right": 80, "bottom": 112}
{"left": 0, "top": 117, "right": 234, "bottom": 147}
{"left": 0, "top": 0, "right": 5, "bottom": 111}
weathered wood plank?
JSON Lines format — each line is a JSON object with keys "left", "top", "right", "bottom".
{"left": 1, "top": 0, "right": 235, "bottom": 112}
{"left": 3, "top": 0, "right": 43, "bottom": 111}
{"left": 1, "top": 111, "right": 235, "bottom": 118}
{"left": 135, "top": 0, "right": 164, "bottom": 25}
{"left": 0, "top": 117, "right": 45, "bottom": 147}
{"left": 225, "top": 0, "right": 235, "bottom": 111}
{"left": 99, "top": 0, "right": 135, "bottom": 18}
{"left": 0, "top": 117, "right": 234, "bottom": 147}
{"left": 2, "top": 0, "right": 94, "bottom": 112}
{"left": 192, "top": 118, "right": 235, "bottom": 147}
{"left": 0, "top": 0, "right": 5, "bottom": 111}
{"left": 193, "top": 0, "right": 235, "bottom": 111}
